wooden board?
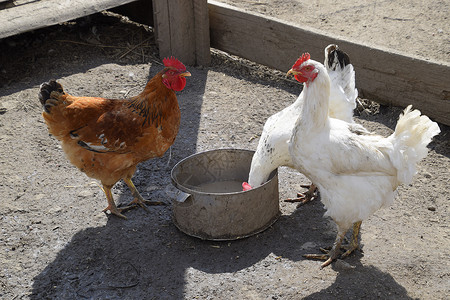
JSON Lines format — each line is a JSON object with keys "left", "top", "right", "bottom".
{"left": 153, "top": 0, "right": 210, "bottom": 66}
{"left": 0, "top": 0, "right": 13, "bottom": 5}
{"left": 0, "top": 0, "right": 138, "bottom": 39}
{"left": 193, "top": 0, "right": 211, "bottom": 66}
{"left": 208, "top": 1, "right": 450, "bottom": 125}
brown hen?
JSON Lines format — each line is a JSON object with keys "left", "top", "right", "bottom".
{"left": 39, "top": 57, "right": 190, "bottom": 219}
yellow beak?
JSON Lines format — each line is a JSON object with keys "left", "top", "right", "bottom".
{"left": 180, "top": 71, "right": 192, "bottom": 77}
{"left": 286, "top": 68, "right": 301, "bottom": 76}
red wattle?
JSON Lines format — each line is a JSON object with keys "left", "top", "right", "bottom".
{"left": 171, "top": 76, "right": 187, "bottom": 91}
{"left": 163, "top": 76, "right": 187, "bottom": 91}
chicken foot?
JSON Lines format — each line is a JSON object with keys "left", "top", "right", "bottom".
{"left": 284, "top": 183, "right": 318, "bottom": 206}
{"left": 304, "top": 221, "right": 362, "bottom": 268}
{"left": 123, "top": 177, "right": 165, "bottom": 209}
{"left": 101, "top": 178, "right": 165, "bottom": 219}
{"left": 304, "top": 228, "right": 346, "bottom": 268}
{"left": 102, "top": 184, "right": 128, "bottom": 219}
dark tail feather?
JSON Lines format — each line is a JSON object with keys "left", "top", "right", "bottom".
{"left": 325, "top": 44, "right": 350, "bottom": 71}
{"left": 38, "top": 79, "right": 64, "bottom": 113}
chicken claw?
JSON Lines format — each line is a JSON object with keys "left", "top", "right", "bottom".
{"left": 284, "top": 183, "right": 317, "bottom": 207}
{"left": 303, "top": 246, "right": 340, "bottom": 268}
{"left": 124, "top": 177, "right": 165, "bottom": 210}
{"left": 102, "top": 205, "right": 128, "bottom": 219}
{"left": 101, "top": 179, "right": 165, "bottom": 219}
{"left": 304, "top": 221, "right": 362, "bottom": 268}
{"left": 102, "top": 184, "right": 128, "bottom": 219}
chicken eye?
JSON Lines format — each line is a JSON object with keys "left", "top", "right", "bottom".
{"left": 165, "top": 70, "right": 176, "bottom": 77}
{"left": 304, "top": 66, "right": 311, "bottom": 72}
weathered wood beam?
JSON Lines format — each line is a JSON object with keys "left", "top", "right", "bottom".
{"left": 193, "top": 0, "right": 211, "bottom": 66}
{"left": 0, "top": 0, "right": 138, "bottom": 39}
{"left": 153, "top": 0, "right": 210, "bottom": 66}
{"left": 208, "top": 0, "right": 450, "bottom": 125}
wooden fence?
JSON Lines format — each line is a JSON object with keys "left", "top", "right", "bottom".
{"left": 208, "top": 1, "right": 450, "bottom": 126}
{"left": 1, "top": 0, "right": 448, "bottom": 124}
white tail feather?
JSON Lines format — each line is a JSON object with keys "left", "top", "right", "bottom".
{"left": 390, "top": 105, "right": 440, "bottom": 183}
{"left": 325, "top": 45, "right": 358, "bottom": 123}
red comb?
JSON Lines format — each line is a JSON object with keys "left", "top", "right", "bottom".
{"left": 163, "top": 56, "right": 186, "bottom": 71}
{"left": 292, "top": 53, "right": 311, "bottom": 69}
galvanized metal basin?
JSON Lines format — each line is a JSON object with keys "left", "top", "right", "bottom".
{"left": 171, "top": 149, "right": 279, "bottom": 240}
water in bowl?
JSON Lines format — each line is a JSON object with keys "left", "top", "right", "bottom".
{"left": 195, "top": 180, "right": 243, "bottom": 193}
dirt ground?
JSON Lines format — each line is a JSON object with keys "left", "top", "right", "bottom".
{"left": 0, "top": 6, "right": 449, "bottom": 300}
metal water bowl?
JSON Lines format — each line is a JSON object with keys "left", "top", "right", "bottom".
{"left": 171, "top": 149, "right": 279, "bottom": 240}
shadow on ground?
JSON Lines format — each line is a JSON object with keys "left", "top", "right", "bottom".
{"left": 30, "top": 195, "right": 413, "bottom": 299}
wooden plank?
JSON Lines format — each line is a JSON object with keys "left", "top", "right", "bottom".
{"left": 208, "top": 0, "right": 450, "bottom": 125}
{"left": 0, "top": 0, "right": 13, "bottom": 7}
{"left": 193, "top": 0, "right": 211, "bottom": 66}
{"left": 153, "top": 0, "right": 210, "bottom": 66}
{"left": 152, "top": 0, "right": 171, "bottom": 60}
{"left": 0, "top": 0, "right": 138, "bottom": 39}
{"left": 168, "top": 0, "right": 196, "bottom": 65}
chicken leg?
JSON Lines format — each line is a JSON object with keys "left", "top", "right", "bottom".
{"left": 123, "top": 177, "right": 165, "bottom": 208}
{"left": 304, "top": 221, "right": 362, "bottom": 268}
{"left": 102, "top": 183, "right": 128, "bottom": 219}
{"left": 101, "top": 178, "right": 165, "bottom": 219}
{"left": 341, "top": 221, "right": 362, "bottom": 258}
{"left": 284, "top": 183, "right": 318, "bottom": 206}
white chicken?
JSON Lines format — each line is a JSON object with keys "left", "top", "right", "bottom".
{"left": 287, "top": 53, "right": 440, "bottom": 267}
{"left": 244, "top": 45, "right": 360, "bottom": 204}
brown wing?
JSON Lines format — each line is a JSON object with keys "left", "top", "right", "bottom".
{"left": 64, "top": 97, "right": 145, "bottom": 154}
{"left": 63, "top": 88, "right": 179, "bottom": 158}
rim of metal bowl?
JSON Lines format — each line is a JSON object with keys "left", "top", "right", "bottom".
{"left": 171, "top": 148, "right": 275, "bottom": 195}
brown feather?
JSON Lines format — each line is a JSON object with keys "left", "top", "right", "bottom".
{"left": 41, "top": 68, "right": 181, "bottom": 186}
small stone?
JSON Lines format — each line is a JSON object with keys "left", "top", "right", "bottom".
{"left": 300, "top": 241, "right": 317, "bottom": 250}
{"left": 34, "top": 193, "right": 46, "bottom": 201}
{"left": 334, "top": 259, "right": 355, "bottom": 270}
{"left": 146, "top": 185, "right": 159, "bottom": 192}
{"left": 78, "top": 190, "right": 94, "bottom": 198}
{"left": 48, "top": 206, "right": 62, "bottom": 214}
{"left": 67, "top": 274, "right": 79, "bottom": 280}
{"left": 427, "top": 206, "right": 436, "bottom": 211}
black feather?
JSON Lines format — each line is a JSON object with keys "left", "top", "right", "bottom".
{"left": 326, "top": 45, "right": 351, "bottom": 71}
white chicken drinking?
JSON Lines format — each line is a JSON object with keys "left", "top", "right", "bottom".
{"left": 244, "top": 44, "right": 361, "bottom": 204}
{"left": 287, "top": 52, "right": 440, "bottom": 267}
